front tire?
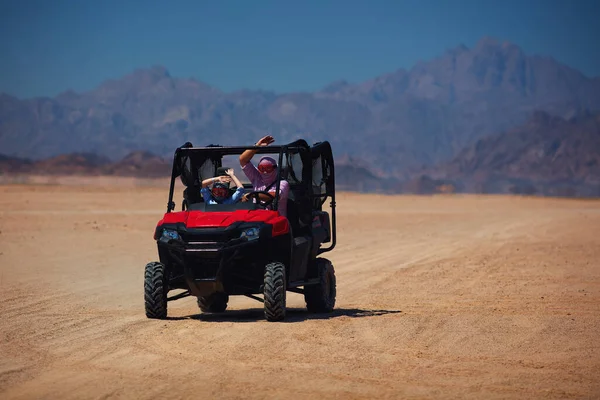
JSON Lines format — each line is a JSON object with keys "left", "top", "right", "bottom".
{"left": 264, "top": 262, "right": 286, "bottom": 321}
{"left": 304, "top": 258, "right": 336, "bottom": 313}
{"left": 197, "top": 293, "right": 229, "bottom": 313}
{"left": 144, "top": 261, "right": 168, "bottom": 319}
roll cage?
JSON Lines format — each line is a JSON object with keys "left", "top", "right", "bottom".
{"left": 165, "top": 139, "right": 337, "bottom": 253}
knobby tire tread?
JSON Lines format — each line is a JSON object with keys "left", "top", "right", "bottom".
{"left": 264, "top": 262, "right": 286, "bottom": 321}
{"left": 305, "top": 258, "right": 336, "bottom": 313}
{"left": 144, "top": 262, "right": 168, "bottom": 319}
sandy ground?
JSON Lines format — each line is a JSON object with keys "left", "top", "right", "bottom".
{"left": 0, "top": 183, "right": 599, "bottom": 399}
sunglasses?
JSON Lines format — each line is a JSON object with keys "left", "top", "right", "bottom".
{"left": 211, "top": 187, "right": 229, "bottom": 197}
{"left": 257, "top": 163, "right": 276, "bottom": 174}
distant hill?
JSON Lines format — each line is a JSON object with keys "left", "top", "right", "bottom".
{"left": 103, "top": 151, "right": 170, "bottom": 177}
{"left": 0, "top": 154, "right": 32, "bottom": 173}
{"left": 1, "top": 36, "right": 600, "bottom": 177}
{"left": 0, "top": 150, "right": 394, "bottom": 193}
{"left": 335, "top": 156, "right": 399, "bottom": 193}
{"left": 32, "top": 153, "right": 112, "bottom": 175}
{"left": 419, "top": 110, "right": 600, "bottom": 197}
{"left": 0, "top": 152, "right": 169, "bottom": 178}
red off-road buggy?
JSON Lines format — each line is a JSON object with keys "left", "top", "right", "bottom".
{"left": 144, "top": 139, "right": 337, "bottom": 321}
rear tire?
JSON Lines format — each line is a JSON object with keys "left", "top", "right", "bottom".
{"left": 197, "top": 293, "right": 229, "bottom": 313}
{"left": 264, "top": 262, "right": 286, "bottom": 321}
{"left": 144, "top": 261, "right": 168, "bottom": 319}
{"left": 305, "top": 258, "right": 336, "bottom": 313}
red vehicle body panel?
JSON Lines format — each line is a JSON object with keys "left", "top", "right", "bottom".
{"left": 155, "top": 210, "right": 289, "bottom": 238}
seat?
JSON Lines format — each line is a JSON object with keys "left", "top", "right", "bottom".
{"left": 183, "top": 185, "right": 203, "bottom": 210}
{"left": 286, "top": 186, "right": 311, "bottom": 237}
{"left": 286, "top": 198, "right": 301, "bottom": 235}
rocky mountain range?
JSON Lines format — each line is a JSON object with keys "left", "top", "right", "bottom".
{"left": 2, "top": 36, "right": 600, "bottom": 174}
{"left": 1, "top": 36, "right": 599, "bottom": 196}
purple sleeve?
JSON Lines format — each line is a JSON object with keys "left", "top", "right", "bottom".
{"left": 275, "top": 180, "right": 290, "bottom": 201}
{"left": 242, "top": 162, "right": 261, "bottom": 187}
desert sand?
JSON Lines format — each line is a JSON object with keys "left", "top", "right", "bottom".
{"left": 0, "top": 183, "right": 599, "bottom": 399}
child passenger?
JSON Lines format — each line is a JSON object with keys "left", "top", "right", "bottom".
{"left": 200, "top": 167, "right": 245, "bottom": 205}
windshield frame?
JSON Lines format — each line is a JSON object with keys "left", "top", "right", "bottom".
{"left": 166, "top": 141, "right": 310, "bottom": 213}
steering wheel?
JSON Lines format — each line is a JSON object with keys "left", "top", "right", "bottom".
{"left": 245, "top": 191, "right": 275, "bottom": 209}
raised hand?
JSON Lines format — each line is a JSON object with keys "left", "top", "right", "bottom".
{"left": 226, "top": 168, "right": 235, "bottom": 176}
{"left": 256, "top": 135, "right": 274, "bottom": 146}
{"left": 241, "top": 135, "right": 275, "bottom": 167}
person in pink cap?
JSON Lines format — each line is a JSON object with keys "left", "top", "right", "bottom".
{"left": 239, "top": 135, "right": 290, "bottom": 218}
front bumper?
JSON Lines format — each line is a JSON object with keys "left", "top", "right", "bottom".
{"left": 158, "top": 233, "right": 264, "bottom": 297}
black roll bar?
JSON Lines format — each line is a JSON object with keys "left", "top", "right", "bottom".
{"left": 177, "top": 145, "right": 305, "bottom": 156}
{"left": 313, "top": 141, "right": 336, "bottom": 254}
{"left": 273, "top": 145, "right": 285, "bottom": 212}
{"left": 165, "top": 139, "right": 336, "bottom": 256}
{"left": 167, "top": 143, "right": 307, "bottom": 214}
{"left": 166, "top": 147, "right": 181, "bottom": 213}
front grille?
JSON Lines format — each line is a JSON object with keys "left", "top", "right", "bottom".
{"left": 180, "top": 228, "right": 234, "bottom": 243}
{"left": 181, "top": 230, "right": 231, "bottom": 280}
{"left": 185, "top": 241, "right": 222, "bottom": 253}
{"left": 186, "top": 255, "right": 220, "bottom": 280}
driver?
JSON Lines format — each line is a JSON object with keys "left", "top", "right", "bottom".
{"left": 239, "top": 135, "right": 290, "bottom": 217}
{"left": 200, "top": 167, "right": 246, "bottom": 205}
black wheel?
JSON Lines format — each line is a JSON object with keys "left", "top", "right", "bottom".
{"left": 304, "top": 258, "right": 336, "bottom": 313}
{"left": 263, "top": 262, "right": 286, "bottom": 321}
{"left": 197, "top": 293, "right": 229, "bottom": 313}
{"left": 144, "top": 261, "right": 168, "bottom": 319}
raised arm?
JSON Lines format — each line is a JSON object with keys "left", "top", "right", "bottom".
{"left": 225, "top": 169, "right": 243, "bottom": 188}
{"left": 239, "top": 135, "right": 274, "bottom": 167}
{"left": 201, "top": 175, "right": 231, "bottom": 188}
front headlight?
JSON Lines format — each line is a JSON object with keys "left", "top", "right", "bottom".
{"left": 240, "top": 227, "right": 260, "bottom": 241}
{"left": 161, "top": 229, "right": 180, "bottom": 241}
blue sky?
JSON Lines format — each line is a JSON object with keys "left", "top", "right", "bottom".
{"left": 1, "top": 0, "right": 599, "bottom": 98}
